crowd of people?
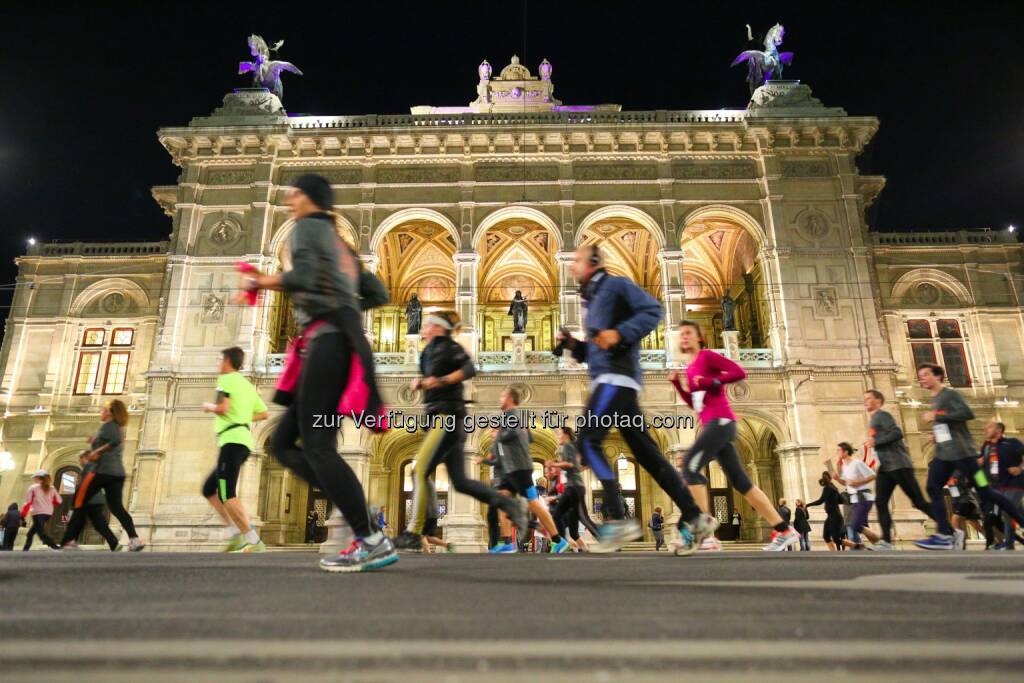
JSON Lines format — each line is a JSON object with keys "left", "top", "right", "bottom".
{"left": 4, "top": 173, "right": 1022, "bottom": 569}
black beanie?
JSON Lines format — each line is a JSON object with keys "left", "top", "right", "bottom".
{"left": 290, "top": 174, "right": 334, "bottom": 211}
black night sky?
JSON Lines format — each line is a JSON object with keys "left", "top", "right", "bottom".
{"left": 1, "top": 2, "right": 1022, "bottom": 300}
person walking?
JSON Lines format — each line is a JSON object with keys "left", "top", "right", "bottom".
{"left": 807, "top": 472, "right": 844, "bottom": 551}
{"left": 239, "top": 173, "right": 396, "bottom": 573}
{"left": 64, "top": 452, "right": 121, "bottom": 551}
{"left": 979, "top": 421, "right": 1024, "bottom": 550}
{"left": 200, "top": 346, "right": 270, "bottom": 553}
{"left": 649, "top": 506, "right": 666, "bottom": 551}
{"left": 794, "top": 500, "right": 811, "bottom": 551}
{"left": 1, "top": 503, "right": 24, "bottom": 550}
{"left": 670, "top": 320, "right": 798, "bottom": 552}
{"left": 393, "top": 312, "right": 527, "bottom": 552}
{"left": 913, "top": 364, "right": 1024, "bottom": 550}
{"left": 558, "top": 246, "right": 711, "bottom": 554}
{"left": 60, "top": 400, "right": 145, "bottom": 552}
{"left": 22, "top": 470, "right": 62, "bottom": 551}
{"left": 863, "top": 389, "right": 937, "bottom": 550}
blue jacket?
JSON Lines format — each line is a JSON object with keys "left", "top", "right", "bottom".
{"left": 570, "top": 270, "right": 662, "bottom": 385}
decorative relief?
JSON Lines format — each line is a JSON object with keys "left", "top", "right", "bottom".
{"left": 101, "top": 292, "right": 128, "bottom": 314}
{"left": 279, "top": 168, "right": 361, "bottom": 185}
{"left": 397, "top": 386, "right": 420, "bottom": 404}
{"left": 671, "top": 161, "right": 757, "bottom": 180}
{"left": 813, "top": 287, "right": 839, "bottom": 317}
{"left": 377, "top": 166, "right": 459, "bottom": 184}
{"left": 475, "top": 164, "right": 558, "bottom": 182}
{"left": 209, "top": 218, "right": 243, "bottom": 246}
{"left": 912, "top": 282, "right": 941, "bottom": 306}
{"left": 201, "top": 293, "right": 225, "bottom": 323}
{"left": 727, "top": 381, "right": 750, "bottom": 403}
{"left": 781, "top": 160, "right": 830, "bottom": 178}
{"left": 507, "top": 382, "right": 534, "bottom": 404}
{"left": 796, "top": 211, "right": 831, "bottom": 242}
{"left": 575, "top": 163, "right": 658, "bottom": 181}
{"left": 206, "top": 168, "right": 255, "bottom": 185}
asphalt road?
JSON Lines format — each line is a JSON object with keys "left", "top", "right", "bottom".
{"left": 2, "top": 550, "right": 1022, "bottom": 682}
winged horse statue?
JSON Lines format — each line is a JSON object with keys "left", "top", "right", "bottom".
{"left": 731, "top": 23, "right": 793, "bottom": 95}
{"left": 238, "top": 35, "right": 303, "bottom": 100}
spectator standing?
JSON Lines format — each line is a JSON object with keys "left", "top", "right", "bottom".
{"left": 794, "top": 500, "right": 811, "bottom": 551}
{"left": 650, "top": 506, "right": 666, "bottom": 551}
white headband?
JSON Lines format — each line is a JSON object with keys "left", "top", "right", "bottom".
{"left": 425, "top": 314, "right": 454, "bottom": 330}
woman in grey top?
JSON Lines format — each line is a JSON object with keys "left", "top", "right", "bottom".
{"left": 60, "top": 400, "right": 144, "bottom": 551}
{"left": 549, "top": 427, "right": 600, "bottom": 546}
{"left": 914, "top": 364, "right": 1024, "bottom": 550}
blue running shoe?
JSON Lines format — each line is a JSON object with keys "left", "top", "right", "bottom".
{"left": 913, "top": 534, "right": 955, "bottom": 551}
{"left": 488, "top": 542, "right": 517, "bottom": 554}
{"left": 320, "top": 536, "right": 399, "bottom": 573}
{"left": 550, "top": 537, "right": 570, "bottom": 554}
{"left": 591, "top": 519, "right": 643, "bottom": 553}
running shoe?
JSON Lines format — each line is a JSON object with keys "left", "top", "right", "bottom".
{"left": 870, "top": 540, "right": 893, "bottom": 552}
{"left": 990, "top": 542, "right": 1010, "bottom": 551}
{"left": 224, "top": 534, "right": 246, "bottom": 553}
{"left": 235, "top": 540, "right": 266, "bottom": 553}
{"left": 698, "top": 536, "right": 723, "bottom": 552}
{"left": 913, "top": 533, "right": 955, "bottom": 550}
{"left": 591, "top": 519, "right": 643, "bottom": 553}
{"left": 319, "top": 536, "right": 399, "bottom": 573}
{"left": 763, "top": 527, "right": 800, "bottom": 552}
{"left": 129, "top": 538, "right": 146, "bottom": 552}
{"left": 392, "top": 530, "right": 423, "bottom": 551}
{"left": 671, "top": 526, "right": 698, "bottom": 556}
{"left": 61, "top": 541, "right": 81, "bottom": 551}
{"left": 488, "top": 542, "right": 517, "bottom": 554}
{"left": 445, "top": 542, "right": 455, "bottom": 553}
{"left": 550, "top": 537, "right": 570, "bottom": 554}
{"left": 952, "top": 529, "right": 966, "bottom": 551}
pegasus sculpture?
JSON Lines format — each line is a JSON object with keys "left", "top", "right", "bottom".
{"left": 731, "top": 23, "right": 793, "bottom": 95}
{"left": 238, "top": 35, "right": 303, "bottom": 100}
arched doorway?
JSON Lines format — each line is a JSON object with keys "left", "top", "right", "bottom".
{"left": 398, "top": 461, "right": 449, "bottom": 531}
{"left": 588, "top": 449, "right": 642, "bottom": 522}
{"left": 734, "top": 417, "right": 784, "bottom": 542}
{"left": 49, "top": 465, "right": 107, "bottom": 546}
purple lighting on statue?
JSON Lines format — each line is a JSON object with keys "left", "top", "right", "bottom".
{"left": 553, "top": 105, "right": 598, "bottom": 112}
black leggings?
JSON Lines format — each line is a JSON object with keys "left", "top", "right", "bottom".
{"left": 201, "top": 443, "right": 251, "bottom": 502}
{"left": 926, "top": 457, "right": 1024, "bottom": 536}
{"left": 407, "top": 414, "right": 519, "bottom": 535}
{"left": 822, "top": 513, "right": 844, "bottom": 544}
{"left": 62, "top": 474, "right": 138, "bottom": 545}
{"left": 83, "top": 505, "right": 120, "bottom": 551}
{"left": 553, "top": 485, "right": 599, "bottom": 540}
{"left": 23, "top": 514, "right": 58, "bottom": 550}
{"left": 578, "top": 384, "right": 700, "bottom": 524}
{"left": 875, "top": 467, "right": 935, "bottom": 543}
{"left": 269, "top": 330, "right": 375, "bottom": 538}
{"left": 681, "top": 419, "right": 753, "bottom": 494}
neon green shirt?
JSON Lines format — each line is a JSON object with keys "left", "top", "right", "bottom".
{"left": 214, "top": 372, "right": 267, "bottom": 449}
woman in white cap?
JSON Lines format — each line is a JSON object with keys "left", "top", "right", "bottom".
{"left": 22, "top": 469, "right": 62, "bottom": 551}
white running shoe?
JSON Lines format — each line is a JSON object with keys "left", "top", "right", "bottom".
{"left": 763, "top": 527, "right": 800, "bottom": 552}
{"left": 953, "top": 529, "right": 966, "bottom": 551}
{"left": 698, "top": 536, "right": 723, "bottom": 552}
{"left": 672, "top": 513, "right": 720, "bottom": 557}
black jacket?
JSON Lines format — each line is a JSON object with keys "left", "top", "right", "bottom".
{"left": 420, "top": 335, "right": 476, "bottom": 414}
{"left": 807, "top": 485, "right": 842, "bottom": 516}
{"left": 794, "top": 506, "right": 811, "bottom": 533}
{"left": 777, "top": 505, "right": 792, "bottom": 525}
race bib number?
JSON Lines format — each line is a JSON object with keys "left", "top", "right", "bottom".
{"left": 691, "top": 391, "right": 706, "bottom": 414}
{"left": 933, "top": 424, "right": 952, "bottom": 443}
{"left": 948, "top": 485, "right": 960, "bottom": 497}
{"left": 990, "top": 457, "right": 999, "bottom": 476}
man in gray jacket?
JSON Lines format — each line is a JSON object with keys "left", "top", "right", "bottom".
{"left": 914, "top": 364, "right": 1024, "bottom": 550}
{"left": 863, "top": 389, "right": 937, "bottom": 550}
{"left": 493, "top": 387, "right": 569, "bottom": 554}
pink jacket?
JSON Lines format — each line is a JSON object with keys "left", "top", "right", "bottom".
{"left": 670, "top": 349, "right": 746, "bottom": 425}
{"left": 23, "top": 484, "right": 62, "bottom": 517}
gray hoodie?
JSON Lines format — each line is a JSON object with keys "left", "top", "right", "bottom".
{"left": 869, "top": 410, "right": 914, "bottom": 471}
{"left": 496, "top": 409, "right": 533, "bottom": 474}
{"left": 931, "top": 387, "right": 975, "bottom": 462}
{"left": 280, "top": 212, "right": 359, "bottom": 326}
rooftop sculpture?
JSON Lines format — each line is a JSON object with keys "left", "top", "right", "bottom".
{"left": 731, "top": 23, "right": 793, "bottom": 95}
{"left": 238, "top": 35, "right": 303, "bottom": 100}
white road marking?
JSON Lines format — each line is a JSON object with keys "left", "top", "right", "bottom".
{"left": 634, "top": 572, "right": 1024, "bottom": 596}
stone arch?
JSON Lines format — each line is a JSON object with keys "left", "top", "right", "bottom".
{"left": 890, "top": 268, "right": 973, "bottom": 307}
{"left": 69, "top": 278, "right": 151, "bottom": 317}
{"left": 473, "top": 206, "right": 563, "bottom": 252}
{"left": 267, "top": 214, "right": 359, "bottom": 264}
{"left": 575, "top": 205, "right": 665, "bottom": 249}
{"left": 679, "top": 204, "right": 767, "bottom": 249}
{"left": 370, "top": 208, "right": 460, "bottom": 253}
{"left": 44, "top": 445, "right": 89, "bottom": 475}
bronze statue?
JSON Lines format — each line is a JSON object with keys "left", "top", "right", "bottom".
{"left": 238, "top": 35, "right": 303, "bottom": 100}
{"left": 731, "top": 23, "right": 793, "bottom": 95}
{"left": 406, "top": 294, "right": 423, "bottom": 335}
{"left": 508, "top": 290, "right": 528, "bottom": 334}
{"left": 722, "top": 293, "right": 736, "bottom": 331}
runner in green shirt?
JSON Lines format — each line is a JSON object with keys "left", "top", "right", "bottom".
{"left": 201, "top": 347, "right": 269, "bottom": 552}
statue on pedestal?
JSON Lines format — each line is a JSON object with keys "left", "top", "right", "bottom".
{"left": 238, "top": 35, "right": 303, "bottom": 100}
{"left": 508, "top": 290, "right": 528, "bottom": 334}
{"left": 731, "top": 23, "right": 793, "bottom": 94}
{"left": 722, "top": 293, "right": 736, "bottom": 331}
{"left": 406, "top": 294, "right": 423, "bottom": 335}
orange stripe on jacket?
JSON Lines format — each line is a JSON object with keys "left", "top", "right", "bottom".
{"left": 75, "top": 471, "right": 96, "bottom": 509}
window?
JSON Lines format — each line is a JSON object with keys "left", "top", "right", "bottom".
{"left": 74, "top": 352, "right": 101, "bottom": 394}
{"left": 103, "top": 352, "right": 131, "bottom": 394}
{"left": 905, "top": 319, "right": 971, "bottom": 387}
{"left": 112, "top": 328, "right": 134, "bottom": 346}
{"left": 83, "top": 329, "right": 106, "bottom": 346}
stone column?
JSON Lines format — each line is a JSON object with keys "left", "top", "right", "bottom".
{"left": 510, "top": 332, "right": 527, "bottom": 368}
{"left": 555, "top": 251, "right": 581, "bottom": 332}
{"left": 721, "top": 331, "right": 740, "bottom": 360}
{"left": 658, "top": 249, "right": 686, "bottom": 364}
{"left": 453, "top": 252, "right": 480, "bottom": 357}
{"left": 445, "top": 444, "right": 487, "bottom": 552}
{"left": 130, "top": 449, "right": 165, "bottom": 543}
{"left": 756, "top": 247, "right": 789, "bottom": 366}
{"left": 360, "top": 253, "right": 380, "bottom": 342}
{"left": 404, "top": 334, "right": 421, "bottom": 367}
{"left": 775, "top": 442, "right": 820, "bottom": 509}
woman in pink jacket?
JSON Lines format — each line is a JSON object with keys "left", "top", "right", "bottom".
{"left": 21, "top": 470, "right": 62, "bottom": 551}
{"left": 669, "top": 320, "right": 799, "bottom": 552}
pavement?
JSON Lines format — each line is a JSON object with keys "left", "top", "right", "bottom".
{"left": 2, "top": 549, "right": 1023, "bottom": 681}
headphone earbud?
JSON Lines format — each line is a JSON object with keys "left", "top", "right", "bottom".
{"left": 589, "top": 245, "right": 601, "bottom": 266}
